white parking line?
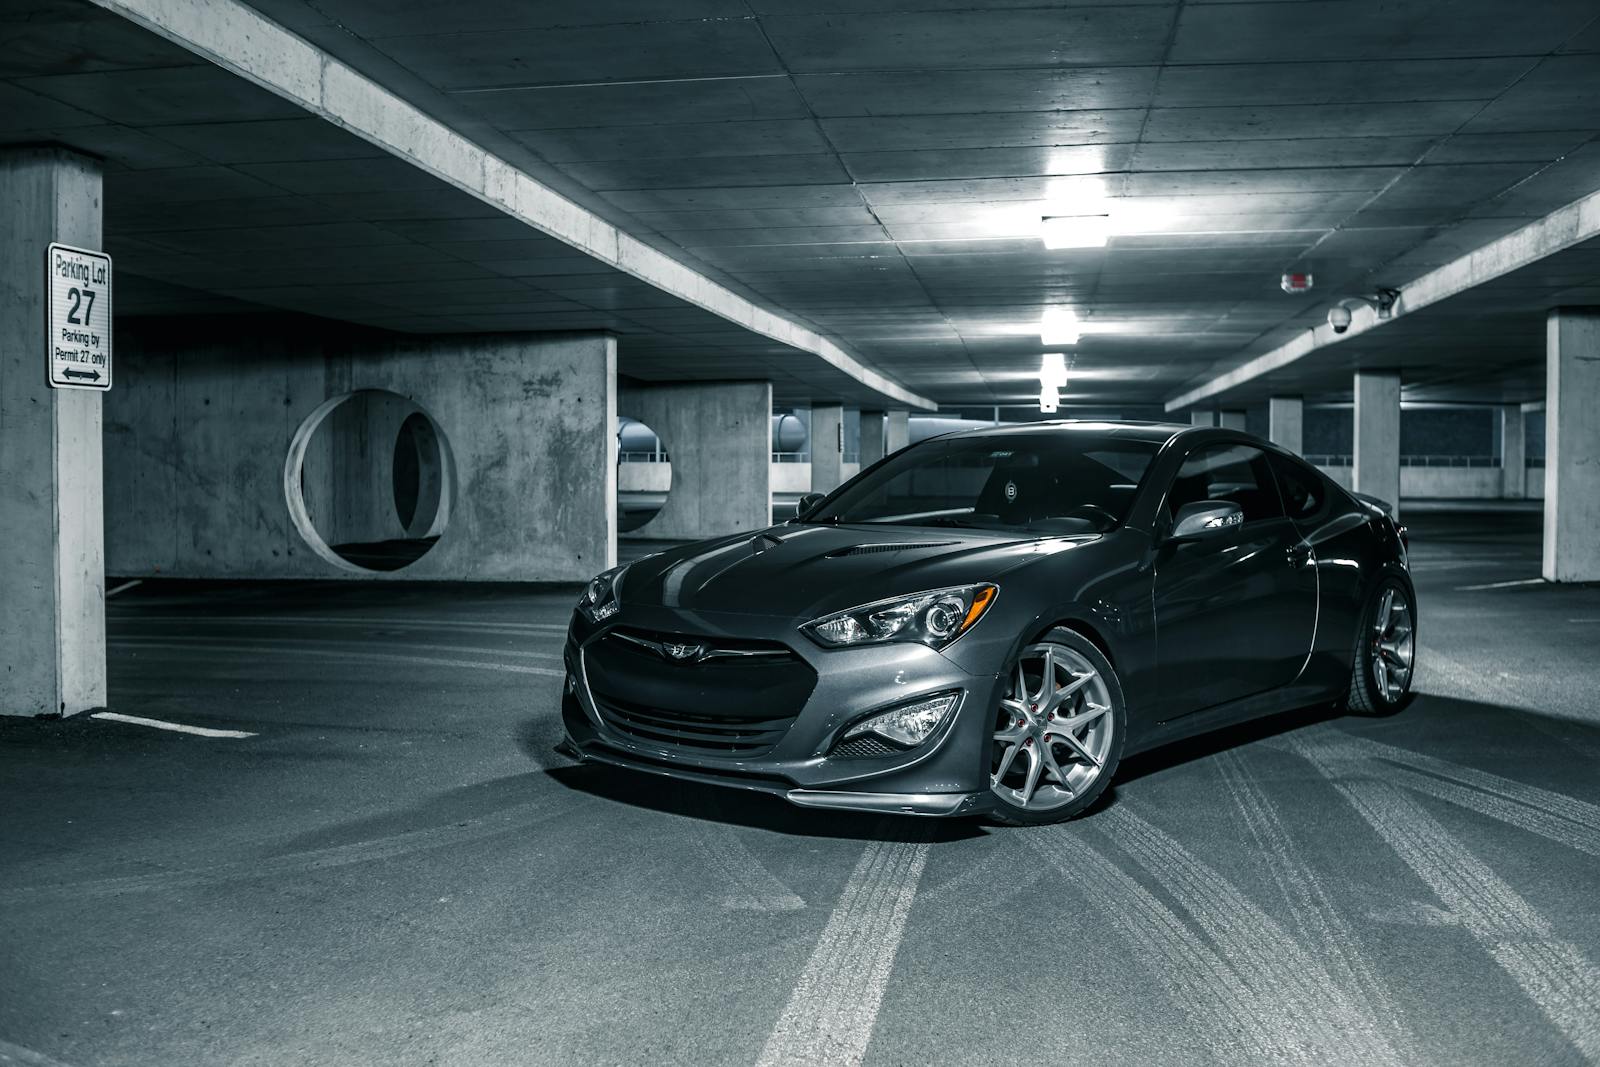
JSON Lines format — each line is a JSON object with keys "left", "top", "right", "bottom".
{"left": 1455, "top": 577, "right": 1546, "bottom": 591}
{"left": 105, "top": 579, "right": 142, "bottom": 598}
{"left": 107, "top": 614, "right": 567, "bottom": 635}
{"left": 107, "top": 640, "right": 564, "bottom": 677}
{"left": 756, "top": 829, "right": 930, "bottom": 1067}
{"left": 90, "top": 711, "right": 256, "bottom": 739}
{"left": 112, "top": 635, "right": 560, "bottom": 663}
{"left": 1291, "top": 732, "right": 1600, "bottom": 1060}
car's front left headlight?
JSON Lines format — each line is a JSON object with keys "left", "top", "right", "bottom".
{"left": 802, "top": 584, "right": 997, "bottom": 650}
{"left": 577, "top": 564, "right": 629, "bottom": 623}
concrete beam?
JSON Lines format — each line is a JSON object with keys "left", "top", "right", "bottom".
{"left": 0, "top": 148, "right": 106, "bottom": 717}
{"left": 89, "top": 0, "right": 934, "bottom": 414}
{"left": 1544, "top": 310, "right": 1600, "bottom": 581}
{"left": 618, "top": 382, "right": 771, "bottom": 541}
{"left": 1268, "top": 397, "right": 1304, "bottom": 454}
{"left": 1353, "top": 371, "right": 1401, "bottom": 518}
{"left": 1167, "top": 185, "right": 1600, "bottom": 412}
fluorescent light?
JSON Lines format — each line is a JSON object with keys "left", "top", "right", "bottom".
{"left": 1038, "top": 383, "right": 1060, "bottom": 413}
{"left": 1040, "top": 308, "right": 1080, "bottom": 346}
{"left": 1041, "top": 214, "right": 1109, "bottom": 250}
{"left": 1039, "top": 352, "right": 1069, "bottom": 389}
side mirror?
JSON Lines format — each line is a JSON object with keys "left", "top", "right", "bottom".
{"left": 795, "top": 492, "right": 826, "bottom": 520}
{"left": 1170, "top": 500, "right": 1243, "bottom": 540}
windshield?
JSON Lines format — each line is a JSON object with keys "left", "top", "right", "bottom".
{"left": 805, "top": 432, "right": 1159, "bottom": 533}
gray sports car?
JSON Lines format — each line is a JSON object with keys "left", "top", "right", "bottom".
{"left": 561, "top": 421, "right": 1415, "bottom": 824}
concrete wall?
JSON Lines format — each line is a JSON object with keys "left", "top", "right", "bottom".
{"left": 106, "top": 319, "right": 616, "bottom": 580}
{"left": 619, "top": 381, "right": 771, "bottom": 540}
{"left": 617, "top": 462, "right": 672, "bottom": 492}
{"left": 1318, "top": 465, "right": 1516, "bottom": 499}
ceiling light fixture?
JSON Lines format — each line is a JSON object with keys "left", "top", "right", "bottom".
{"left": 1038, "top": 383, "right": 1060, "bottom": 413}
{"left": 1040, "top": 308, "right": 1080, "bottom": 345}
{"left": 1039, "top": 352, "right": 1069, "bottom": 390}
{"left": 1040, "top": 214, "right": 1110, "bottom": 250}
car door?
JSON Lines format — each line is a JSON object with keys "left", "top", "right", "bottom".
{"left": 1151, "top": 442, "right": 1319, "bottom": 718}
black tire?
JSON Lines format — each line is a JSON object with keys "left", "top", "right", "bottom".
{"left": 987, "top": 627, "right": 1127, "bottom": 826}
{"left": 1345, "top": 575, "right": 1417, "bottom": 716}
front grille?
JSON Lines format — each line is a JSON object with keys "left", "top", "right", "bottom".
{"left": 584, "top": 627, "right": 817, "bottom": 758}
{"left": 594, "top": 695, "right": 799, "bottom": 755}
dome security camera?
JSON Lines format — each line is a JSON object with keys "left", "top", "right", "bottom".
{"left": 1327, "top": 305, "right": 1353, "bottom": 334}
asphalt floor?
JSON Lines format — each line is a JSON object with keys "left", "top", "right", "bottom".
{"left": 3, "top": 501, "right": 1598, "bottom": 1066}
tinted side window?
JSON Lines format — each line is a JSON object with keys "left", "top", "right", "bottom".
{"left": 1267, "top": 453, "right": 1326, "bottom": 521}
{"left": 1166, "top": 444, "right": 1284, "bottom": 525}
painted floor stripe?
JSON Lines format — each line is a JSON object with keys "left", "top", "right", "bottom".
{"left": 90, "top": 711, "right": 255, "bottom": 739}
{"left": 1291, "top": 732, "right": 1600, "bottom": 1061}
{"left": 1096, "top": 806, "right": 1405, "bottom": 1066}
{"left": 1456, "top": 577, "right": 1546, "bottom": 590}
{"left": 1213, "top": 748, "right": 1410, "bottom": 1057}
{"left": 112, "top": 635, "right": 560, "bottom": 663}
{"left": 105, "top": 614, "right": 567, "bottom": 634}
{"left": 687, "top": 824, "right": 804, "bottom": 912}
{"left": 105, "top": 578, "right": 142, "bottom": 598}
{"left": 106, "top": 641, "right": 564, "bottom": 677}
{"left": 756, "top": 827, "right": 930, "bottom": 1067}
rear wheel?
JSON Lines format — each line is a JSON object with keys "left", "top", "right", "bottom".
{"left": 1346, "top": 578, "right": 1416, "bottom": 715}
{"left": 988, "top": 628, "right": 1126, "bottom": 825}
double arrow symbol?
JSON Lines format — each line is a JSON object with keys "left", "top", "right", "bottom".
{"left": 62, "top": 368, "right": 102, "bottom": 381}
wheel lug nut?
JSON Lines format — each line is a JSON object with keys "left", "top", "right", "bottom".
{"left": 1023, "top": 737, "right": 1033, "bottom": 746}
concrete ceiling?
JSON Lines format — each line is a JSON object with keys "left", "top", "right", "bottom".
{"left": 8, "top": 0, "right": 1600, "bottom": 408}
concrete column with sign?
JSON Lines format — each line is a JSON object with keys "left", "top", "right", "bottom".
{"left": 1353, "top": 370, "right": 1402, "bottom": 519}
{"left": 810, "top": 403, "right": 845, "bottom": 493}
{"left": 1190, "top": 409, "right": 1216, "bottom": 427}
{"left": 1268, "top": 396, "right": 1304, "bottom": 454}
{"left": 0, "top": 148, "right": 107, "bottom": 717}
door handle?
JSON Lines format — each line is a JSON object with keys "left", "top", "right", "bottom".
{"left": 1287, "top": 543, "right": 1313, "bottom": 569}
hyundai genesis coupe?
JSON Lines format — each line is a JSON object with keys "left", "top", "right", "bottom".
{"left": 560, "top": 421, "right": 1415, "bottom": 824}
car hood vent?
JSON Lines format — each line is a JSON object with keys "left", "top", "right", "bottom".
{"left": 825, "top": 541, "right": 959, "bottom": 557}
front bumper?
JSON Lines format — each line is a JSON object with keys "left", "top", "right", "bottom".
{"left": 560, "top": 605, "right": 1002, "bottom": 818}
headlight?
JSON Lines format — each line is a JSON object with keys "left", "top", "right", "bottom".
{"left": 577, "top": 565, "right": 628, "bottom": 623}
{"left": 840, "top": 691, "right": 961, "bottom": 748}
{"left": 802, "top": 584, "right": 997, "bottom": 650}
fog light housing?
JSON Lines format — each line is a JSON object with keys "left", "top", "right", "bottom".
{"left": 839, "top": 691, "right": 961, "bottom": 750}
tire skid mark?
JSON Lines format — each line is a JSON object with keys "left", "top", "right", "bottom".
{"left": 1028, "top": 826, "right": 1283, "bottom": 1063}
{"left": 1335, "top": 730, "right": 1600, "bottom": 833}
{"left": 1094, "top": 806, "right": 1405, "bottom": 1066}
{"left": 755, "top": 826, "right": 930, "bottom": 1067}
{"left": 1213, "top": 748, "right": 1411, "bottom": 1058}
{"left": 1380, "top": 763, "right": 1600, "bottom": 859}
{"left": 0, "top": 1038, "right": 78, "bottom": 1067}
{"left": 1, "top": 796, "right": 577, "bottom": 902}
{"left": 686, "top": 823, "right": 804, "bottom": 912}
{"left": 1291, "top": 733, "right": 1600, "bottom": 1062}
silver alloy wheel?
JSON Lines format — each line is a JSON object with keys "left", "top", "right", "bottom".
{"left": 1372, "top": 586, "right": 1415, "bottom": 703}
{"left": 990, "top": 641, "right": 1115, "bottom": 811}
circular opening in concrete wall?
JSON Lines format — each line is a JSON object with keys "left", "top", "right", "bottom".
{"left": 617, "top": 415, "right": 672, "bottom": 534}
{"left": 285, "top": 390, "right": 455, "bottom": 574}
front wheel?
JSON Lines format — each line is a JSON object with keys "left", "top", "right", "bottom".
{"left": 987, "top": 628, "right": 1127, "bottom": 826}
{"left": 1345, "top": 577, "right": 1417, "bottom": 715}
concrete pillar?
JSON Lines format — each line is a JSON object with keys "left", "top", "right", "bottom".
{"left": 1268, "top": 396, "right": 1304, "bottom": 454}
{"left": 621, "top": 382, "right": 771, "bottom": 540}
{"left": 886, "top": 410, "right": 910, "bottom": 454}
{"left": 1190, "top": 409, "right": 1216, "bottom": 427}
{"left": 0, "top": 148, "right": 106, "bottom": 717}
{"left": 1219, "top": 410, "right": 1247, "bottom": 431}
{"left": 1500, "top": 404, "right": 1525, "bottom": 499}
{"left": 1353, "top": 371, "right": 1402, "bottom": 518}
{"left": 860, "top": 410, "right": 886, "bottom": 466}
{"left": 811, "top": 403, "right": 845, "bottom": 492}
{"left": 1544, "top": 310, "right": 1600, "bottom": 581}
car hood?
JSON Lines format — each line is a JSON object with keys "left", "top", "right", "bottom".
{"left": 618, "top": 523, "right": 1100, "bottom": 621}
